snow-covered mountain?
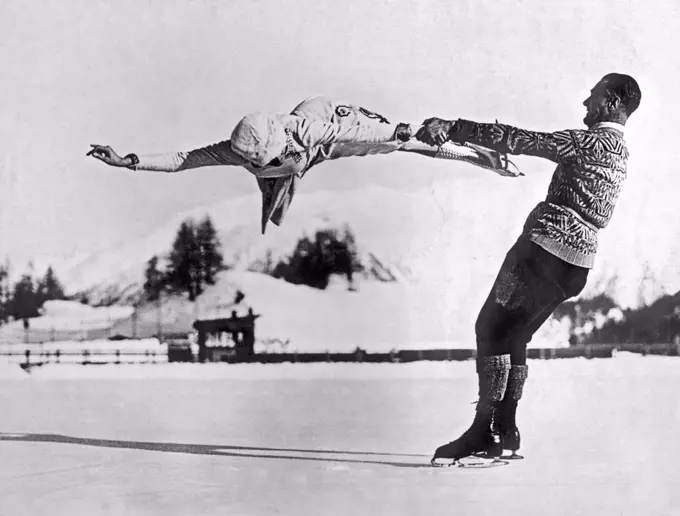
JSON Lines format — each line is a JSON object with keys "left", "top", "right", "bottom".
{"left": 4, "top": 170, "right": 670, "bottom": 350}
{"left": 62, "top": 174, "right": 680, "bottom": 312}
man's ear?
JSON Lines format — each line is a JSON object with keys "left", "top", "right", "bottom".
{"left": 607, "top": 95, "right": 622, "bottom": 109}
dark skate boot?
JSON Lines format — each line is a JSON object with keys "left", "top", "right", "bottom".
{"left": 496, "top": 364, "right": 528, "bottom": 459}
{"left": 431, "top": 354, "right": 510, "bottom": 467}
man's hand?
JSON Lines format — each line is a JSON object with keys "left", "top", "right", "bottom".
{"left": 86, "top": 144, "right": 134, "bottom": 167}
{"left": 415, "top": 118, "right": 454, "bottom": 147}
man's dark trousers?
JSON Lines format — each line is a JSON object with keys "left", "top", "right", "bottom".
{"left": 475, "top": 235, "right": 590, "bottom": 364}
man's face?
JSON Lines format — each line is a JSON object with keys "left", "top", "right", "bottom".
{"left": 582, "top": 79, "right": 610, "bottom": 127}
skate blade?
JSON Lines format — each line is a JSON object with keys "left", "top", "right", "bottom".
{"left": 502, "top": 452, "right": 524, "bottom": 460}
{"left": 470, "top": 450, "right": 524, "bottom": 460}
{"left": 431, "top": 455, "right": 509, "bottom": 469}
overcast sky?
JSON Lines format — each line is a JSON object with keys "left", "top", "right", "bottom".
{"left": 1, "top": 0, "right": 678, "bottom": 278}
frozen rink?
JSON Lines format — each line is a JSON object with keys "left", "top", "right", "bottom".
{"left": 1, "top": 353, "right": 678, "bottom": 516}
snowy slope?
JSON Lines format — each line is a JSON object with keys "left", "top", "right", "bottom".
{"left": 51, "top": 171, "right": 679, "bottom": 351}
{"left": 63, "top": 174, "right": 680, "bottom": 309}
{"left": 0, "top": 268, "right": 576, "bottom": 350}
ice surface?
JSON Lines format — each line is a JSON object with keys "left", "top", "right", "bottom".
{"left": 0, "top": 353, "right": 678, "bottom": 516}
{"left": 0, "top": 357, "right": 28, "bottom": 380}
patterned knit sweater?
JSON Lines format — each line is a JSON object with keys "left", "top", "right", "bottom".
{"left": 450, "top": 119, "right": 629, "bottom": 268}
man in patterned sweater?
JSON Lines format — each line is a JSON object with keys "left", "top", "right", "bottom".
{"left": 416, "top": 73, "right": 641, "bottom": 465}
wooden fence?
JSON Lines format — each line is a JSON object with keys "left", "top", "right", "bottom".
{"left": 248, "top": 343, "right": 679, "bottom": 363}
{"left": 1, "top": 348, "right": 165, "bottom": 368}
{"left": 1, "top": 342, "right": 678, "bottom": 369}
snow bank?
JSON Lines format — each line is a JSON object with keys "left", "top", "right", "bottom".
{"left": 63, "top": 180, "right": 680, "bottom": 312}
{"left": 41, "top": 300, "right": 132, "bottom": 318}
{"left": 0, "top": 357, "right": 28, "bottom": 380}
{"left": 34, "top": 300, "right": 134, "bottom": 329}
{"left": 50, "top": 180, "right": 679, "bottom": 355}
{"left": 0, "top": 338, "right": 164, "bottom": 355}
{"left": 0, "top": 301, "right": 137, "bottom": 345}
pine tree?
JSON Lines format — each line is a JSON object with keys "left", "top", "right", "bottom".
{"left": 159, "top": 216, "right": 225, "bottom": 302}
{"left": 264, "top": 249, "right": 274, "bottom": 274}
{"left": 272, "top": 227, "right": 361, "bottom": 290}
{"left": 196, "top": 216, "right": 224, "bottom": 288}
{"left": 143, "top": 255, "right": 165, "bottom": 302}
{"left": 283, "top": 233, "right": 329, "bottom": 288}
{"left": 10, "top": 273, "right": 40, "bottom": 320}
{"left": 166, "top": 220, "right": 201, "bottom": 301}
{"left": 0, "top": 261, "right": 8, "bottom": 324}
{"left": 36, "top": 266, "right": 66, "bottom": 307}
{"left": 341, "top": 225, "right": 362, "bottom": 275}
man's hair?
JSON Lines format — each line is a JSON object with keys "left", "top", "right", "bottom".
{"left": 602, "top": 73, "right": 641, "bottom": 116}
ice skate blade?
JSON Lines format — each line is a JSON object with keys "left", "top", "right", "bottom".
{"left": 471, "top": 450, "right": 524, "bottom": 460}
{"left": 430, "top": 456, "right": 509, "bottom": 469}
{"left": 503, "top": 452, "right": 524, "bottom": 460}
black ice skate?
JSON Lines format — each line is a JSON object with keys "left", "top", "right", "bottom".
{"left": 495, "top": 364, "right": 528, "bottom": 460}
{"left": 431, "top": 401, "right": 503, "bottom": 467}
{"left": 431, "top": 354, "right": 510, "bottom": 468}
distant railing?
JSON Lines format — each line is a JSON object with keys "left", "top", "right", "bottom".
{"left": 1, "top": 348, "right": 166, "bottom": 367}
{"left": 247, "top": 344, "right": 680, "bottom": 364}
{"left": 1, "top": 341, "right": 678, "bottom": 369}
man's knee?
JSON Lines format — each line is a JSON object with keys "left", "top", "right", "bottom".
{"left": 564, "top": 268, "right": 590, "bottom": 300}
{"left": 475, "top": 300, "right": 513, "bottom": 357}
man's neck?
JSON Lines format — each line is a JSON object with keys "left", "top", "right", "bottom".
{"left": 599, "top": 112, "right": 627, "bottom": 125}
{"left": 588, "top": 111, "right": 627, "bottom": 130}
{"left": 590, "top": 120, "right": 626, "bottom": 134}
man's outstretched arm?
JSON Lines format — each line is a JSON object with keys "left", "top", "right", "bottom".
{"left": 87, "top": 140, "right": 247, "bottom": 172}
{"left": 416, "top": 118, "right": 583, "bottom": 164}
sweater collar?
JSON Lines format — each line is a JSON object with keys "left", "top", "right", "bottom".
{"left": 591, "top": 121, "right": 625, "bottom": 134}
